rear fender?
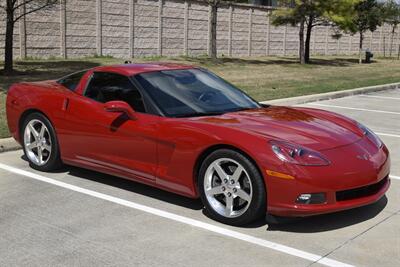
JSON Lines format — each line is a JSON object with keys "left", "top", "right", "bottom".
{"left": 6, "top": 84, "right": 68, "bottom": 143}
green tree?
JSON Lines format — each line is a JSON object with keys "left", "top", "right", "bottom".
{"left": 272, "top": 0, "right": 358, "bottom": 64}
{"left": 382, "top": 0, "right": 400, "bottom": 57}
{"left": 1, "top": 0, "right": 59, "bottom": 75}
{"left": 336, "top": 0, "right": 383, "bottom": 63}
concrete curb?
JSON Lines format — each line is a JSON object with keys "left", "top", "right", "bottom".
{"left": 261, "top": 82, "right": 400, "bottom": 106}
{"left": 0, "top": 137, "right": 21, "bottom": 153}
{"left": 0, "top": 81, "right": 399, "bottom": 153}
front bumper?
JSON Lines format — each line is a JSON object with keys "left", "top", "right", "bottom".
{"left": 268, "top": 176, "right": 390, "bottom": 217}
{"left": 264, "top": 137, "right": 391, "bottom": 217}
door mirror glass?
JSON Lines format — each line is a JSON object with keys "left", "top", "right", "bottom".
{"left": 104, "top": 101, "right": 136, "bottom": 120}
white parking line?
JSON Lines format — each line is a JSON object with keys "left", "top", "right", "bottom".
{"left": 309, "top": 103, "right": 400, "bottom": 115}
{"left": 390, "top": 175, "right": 400, "bottom": 180}
{"left": 360, "top": 95, "right": 400, "bottom": 100}
{"left": 0, "top": 162, "right": 353, "bottom": 267}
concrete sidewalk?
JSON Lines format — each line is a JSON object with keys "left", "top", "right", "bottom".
{"left": 0, "top": 137, "right": 20, "bottom": 153}
{"left": 263, "top": 82, "right": 400, "bottom": 106}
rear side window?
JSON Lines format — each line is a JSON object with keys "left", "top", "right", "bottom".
{"left": 57, "top": 71, "right": 86, "bottom": 91}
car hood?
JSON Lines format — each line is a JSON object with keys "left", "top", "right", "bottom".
{"left": 188, "top": 106, "right": 363, "bottom": 151}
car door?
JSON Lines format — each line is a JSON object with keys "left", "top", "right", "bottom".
{"left": 61, "top": 71, "right": 159, "bottom": 183}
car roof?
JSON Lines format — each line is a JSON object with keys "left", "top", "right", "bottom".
{"left": 92, "top": 62, "right": 196, "bottom": 76}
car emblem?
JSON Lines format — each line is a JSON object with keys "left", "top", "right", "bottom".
{"left": 357, "top": 154, "right": 369, "bottom": 160}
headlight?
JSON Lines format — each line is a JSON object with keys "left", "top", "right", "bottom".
{"left": 357, "top": 122, "right": 383, "bottom": 148}
{"left": 269, "top": 140, "right": 330, "bottom": 166}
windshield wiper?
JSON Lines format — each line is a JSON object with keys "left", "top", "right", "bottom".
{"left": 173, "top": 107, "right": 259, "bottom": 118}
{"left": 225, "top": 107, "right": 254, "bottom": 113}
{"left": 173, "top": 111, "right": 226, "bottom": 118}
{"left": 226, "top": 105, "right": 268, "bottom": 113}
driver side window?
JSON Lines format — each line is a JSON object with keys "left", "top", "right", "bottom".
{"left": 84, "top": 72, "right": 146, "bottom": 113}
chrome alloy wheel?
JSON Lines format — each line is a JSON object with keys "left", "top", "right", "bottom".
{"left": 23, "top": 119, "right": 52, "bottom": 166}
{"left": 204, "top": 158, "right": 253, "bottom": 218}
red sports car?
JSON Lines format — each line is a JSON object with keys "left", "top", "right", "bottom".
{"left": 6, "top": 63, "right": 390, "bottom": 225}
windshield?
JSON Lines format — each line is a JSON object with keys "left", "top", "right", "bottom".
{"left": 134, "top": 69, "right": 260, "bottom": 117}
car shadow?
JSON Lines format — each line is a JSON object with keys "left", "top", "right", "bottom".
{"left": 265, "top": 196, "right": 388, "bottom": 233}
{"left": 20, "top": 155, "right": 203, "bottom": 211}
{"left": 68, "top": 165, "right": 205, "bottom": 211}
{"left": 20, "top": 155, "right": 389, "bottom": 230}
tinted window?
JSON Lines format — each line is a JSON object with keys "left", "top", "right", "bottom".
{"left": 57, "top": 71, "right": 86, "bottom": 91}
{"left": 85, "top": 72, "right": 145, "bottom": 113}
{"left": 135, "top": 69, "right": 259, "bottom": 117}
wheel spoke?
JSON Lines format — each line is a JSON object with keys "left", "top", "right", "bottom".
{"left": 42, "top": 143, "right": 51, "bottom": 152}
{"left": 39, "top": 124, "right": 46, "bottom": 139}
{"left": 225, "top": 196, "right": 234, "bottom": 216}
{"left": 37, "top": 147, "right": 43, "bottom": 164}
{"left": 235, "top": 188, "right": 251, "bottom": 202}
{"left": 205, "top": 185, "right": 224, "bottom": 196}
{"left": 26, "top": 141, "right": 38, "bottom": 150}
{"left": 231, "top": 165, "right": 244, "bottom": 182}
{"left": 212, "top": 162, "right": 228, "bottom": 180}
{"left": 28, "top": 123, "right": 39, "bottom": 140}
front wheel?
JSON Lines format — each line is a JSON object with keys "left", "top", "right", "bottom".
{"left": 198, "top": 149, "right": 266, "bottom": 226}
{"left": 22, "top": 112, "right": 63, "bottom": 171}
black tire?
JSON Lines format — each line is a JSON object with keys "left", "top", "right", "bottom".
{"left": 198, "top": 149, "right": 266, "bottom": 226}
{"left": 21, "top": 112, "right": 63, "bottom": 171}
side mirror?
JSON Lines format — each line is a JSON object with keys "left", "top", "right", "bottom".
{"left": 104, "top": 101, "right": 136, "bottom": 120}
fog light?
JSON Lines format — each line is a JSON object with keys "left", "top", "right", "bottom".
{"left": 296, "top": 193, "right": 326, "bottom": 204}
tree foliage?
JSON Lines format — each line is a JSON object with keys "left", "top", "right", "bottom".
{"left": 383, "top": 0, "right": 400, "bottom": 27}
{"left": 382, "top": 0, "right": 400, "bottom": 56}
{"left": 272, "top": 0, "right": 358, "bottom": 64}
{"left": 336, "top": 0, "right": 383, "bottom": 63}
{"left": 338, "top": 0, "right": 383, "bottom": 35}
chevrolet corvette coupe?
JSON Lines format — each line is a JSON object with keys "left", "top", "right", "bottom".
{"left": 6, "top": 63, "right": 390, "bottom": 225}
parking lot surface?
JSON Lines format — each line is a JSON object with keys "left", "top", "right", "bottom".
{"left": 0, "top": 89, "right": 399, "bottom": 267}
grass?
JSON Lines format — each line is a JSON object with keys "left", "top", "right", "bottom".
{"left": 0, "top": 91, "right": 6, "bottom": 138}
{"left": 1, "top": 55, "right": 400, "bottom": 138}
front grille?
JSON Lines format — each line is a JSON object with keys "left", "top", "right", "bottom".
{"left": 336, "top": 176, "right": 388, "bottom": 202}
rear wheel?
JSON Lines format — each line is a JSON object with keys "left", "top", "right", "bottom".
{"left": 198, "top": 149, "right": 266, "bottom": 226}
{"left": 22, "top": 113, "right": 62, "bottom": 171}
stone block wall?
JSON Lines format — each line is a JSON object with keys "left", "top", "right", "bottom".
{"left": 0, "top": 0, "right": 399, "bottom": 59}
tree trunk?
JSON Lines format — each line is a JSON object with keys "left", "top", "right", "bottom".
{"left": 359, "top": 32, "right": 363, "bottom": 64}
{"left": 4, "top": 0, "right": 15, "bottom": 75}
{"left": 398, "top": 43, "right": 400, "bottom": 60}
{"left": 383, "top": 36, "right": 386, "bottom": 57}
{"left": 299, "top": 19, "right": 305, "bottom": 64}
{"left": 209, "top": 3, "right": 218, "bottom": 60}
{"left": 390, "top": 25, "right": 396, "bottom": 57}
{"left": 304, "top": 16, "right": 313, "bottom": 64}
